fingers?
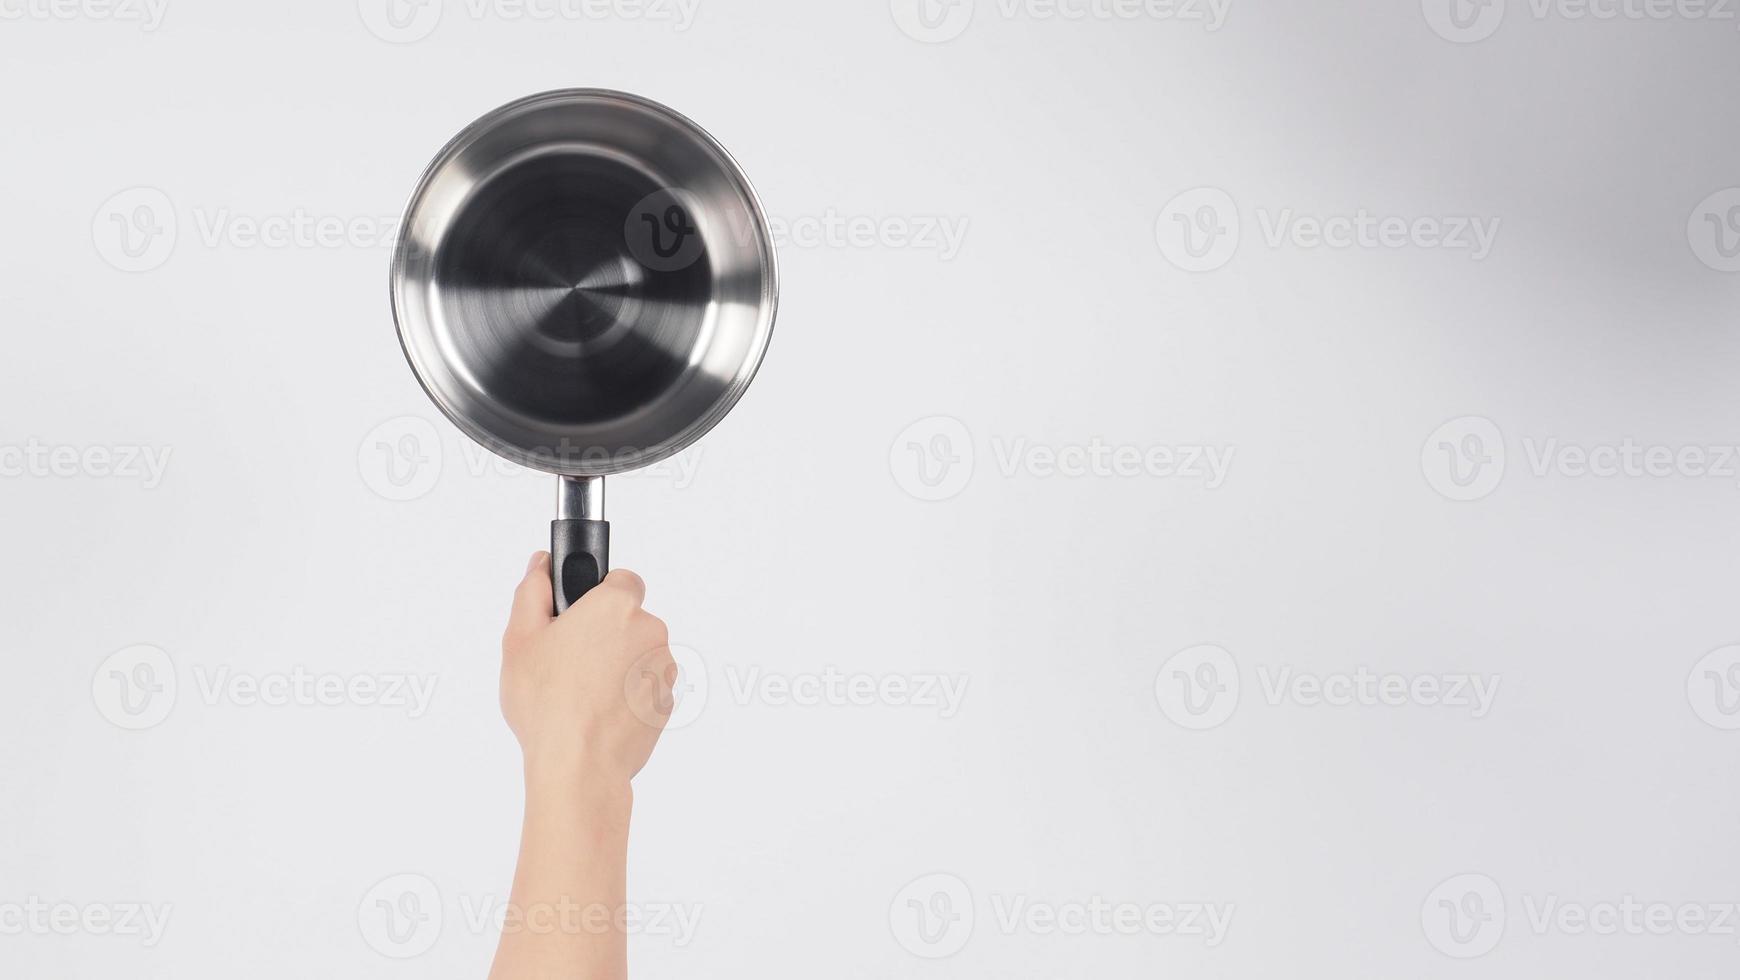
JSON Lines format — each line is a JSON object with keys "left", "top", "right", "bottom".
{"left": 574, "top": 568, "right": 645, "bottom": 614}
{"left": 636, "top": 609, "right": 669, "bottom": 649}
{"left": 633, "top": 610, "right": 673, "bottom": 688}
{"left": 504, "top": 551, "right": 555, "bottom": 642}
{"left": 601, "top": 568, "right": 646, "bottom": 607}
{"left": 624, "top": 625, "right": 678, "bottom": 731}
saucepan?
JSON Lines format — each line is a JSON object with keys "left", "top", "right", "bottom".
{"left": 391, "top": 89, "right": 779, "bottom": 611}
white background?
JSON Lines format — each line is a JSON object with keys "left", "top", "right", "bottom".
{"left": 3, "top": 0, "right": 1740, "bottom": 976}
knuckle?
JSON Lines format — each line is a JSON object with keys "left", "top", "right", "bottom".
{"left": 592, "top": 581, "right": 643, "bottom": 613}
{"left": 603, "top": 568, "right": 645, "bottom": 594}
{"left": 580, "top": 583, "right": 631, "bottom": 611}
{"left": 637, "top": 612, "right": 669, "bottom": 642}
{"left": 598, "top": 591, "right": 638, "bottom": 617}
{"left": 514, "top": 572, "right": 547, "bottom": 598}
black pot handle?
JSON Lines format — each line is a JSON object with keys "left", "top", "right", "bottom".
{"left": 551, "top": 519, "right": 610, "bottom": 613}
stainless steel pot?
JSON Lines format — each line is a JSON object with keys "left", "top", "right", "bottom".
{"left": 391, "top": 89, "right": 779, "bottom": 610}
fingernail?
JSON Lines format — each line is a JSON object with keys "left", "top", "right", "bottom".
{"left": 526, "top": 552, "right": 544, "bottom": 574}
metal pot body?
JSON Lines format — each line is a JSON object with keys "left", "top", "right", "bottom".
{"left": 391, "top": 89, "right": 778, "bottom": 607}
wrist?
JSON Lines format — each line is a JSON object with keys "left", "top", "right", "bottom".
{"left": 523, "top": 753, "right": 633, "bottom": 806}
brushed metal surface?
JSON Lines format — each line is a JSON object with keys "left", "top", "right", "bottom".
{"left": 391, "top": 89, "right": 778, "bottom": 477}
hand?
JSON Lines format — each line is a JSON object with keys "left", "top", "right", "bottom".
{"left": 501, "top": 552, "right": 676, "bottom": 785}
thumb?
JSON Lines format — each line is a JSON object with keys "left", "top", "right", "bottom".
{"left": 506, "top": 551, "right": 555, "bottom": 639}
